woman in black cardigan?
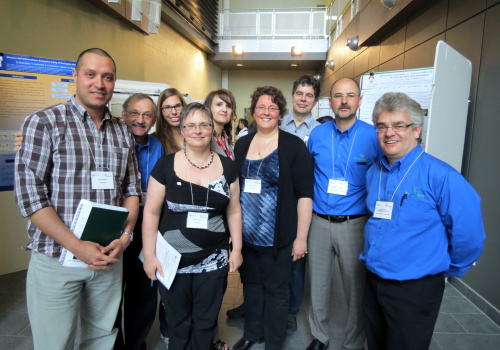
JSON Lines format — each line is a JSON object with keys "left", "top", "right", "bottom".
{"left": 232, "top": 86, "right": 314, "bottom": 350}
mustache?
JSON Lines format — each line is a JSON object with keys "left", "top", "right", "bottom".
{"left": 340, "top": 103, "right": 351, "bottom": 109}
{"left": 131, "top": 121, "right": 147, "bottom": 128}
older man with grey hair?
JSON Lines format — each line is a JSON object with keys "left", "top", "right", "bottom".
{"left": 360, "top": 92, "right": 485, "bottom": 350}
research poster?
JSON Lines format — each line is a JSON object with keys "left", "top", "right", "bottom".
{"left": 0, "top": 52, "right": 76, "bottom": 190}
{"left": 359, "top": 68, "right": 434, "bottom": 124}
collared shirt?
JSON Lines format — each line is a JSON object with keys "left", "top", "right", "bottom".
{"left": 360, "top": 145, "right": 485, "bottom": 280}
{"left": 135, "top": 134, "right": 164, "bottom": 192}
{"left": 280, "top": 113, "right": 320, "bottom": 144}
{"left": 14, "top": 96, "right": 142, "bottom": 256}
{"left": 308, "top": 119, "right": 382, "bottom": 215}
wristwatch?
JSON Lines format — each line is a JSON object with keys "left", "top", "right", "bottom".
{"left": 122, "top": 230, "right": 134, "bottom": 242}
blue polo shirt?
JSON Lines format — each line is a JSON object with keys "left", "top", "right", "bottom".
{"left": 135, "top": 134, "right": 164, "bottom": 192}
{"left": 360, "top": 145, "right": 485, "bottom": 280}
{"left": 308, "top": 119, "right": 381, "bottom": 215}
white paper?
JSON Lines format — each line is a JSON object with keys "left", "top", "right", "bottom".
{"left": 139, "top": 231, "right": 181, "bottom": 290}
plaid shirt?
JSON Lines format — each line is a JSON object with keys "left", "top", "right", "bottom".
{"left": 14, "top": 96, "right": 142, "bottom": 256}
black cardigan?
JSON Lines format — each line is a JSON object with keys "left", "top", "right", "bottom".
{"left": 234, "top": 129, "right": 314, "bottom": 254}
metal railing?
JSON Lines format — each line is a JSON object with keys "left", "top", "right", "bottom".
{"left": 218, "top": 7, "right": 328, "bottom": 39}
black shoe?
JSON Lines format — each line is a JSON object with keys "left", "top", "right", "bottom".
{"left": 232, "top": 337, "right": 261, "bottom": 350}
{"left": 226, "top": 303, "right": 245, "bottom": 319}
{"left": 306, "top": 339, "right": 328, "bottom": 350}
{"left": 286, "top": 315, "right": 297, "bottom": 335}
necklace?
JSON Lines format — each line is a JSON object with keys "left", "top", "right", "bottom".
{"left": 184, "top": 149, "right": 214, "bottom": 169}
{"left": 256, "top": 135, "right": 277, "bottom": 156}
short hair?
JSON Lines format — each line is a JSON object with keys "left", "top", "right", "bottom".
{"left": 122, "top": 93, "right": 156, "bottom": 117}
{"left": 372, "top": 92, "right": 424, "bottom": 127}
{"left": 292, "top": 75, "right": 321, "bottom": 101}
{"left": 75, "top": 48, "right": 116, "bottom": 73}
{"left": 330, "top": 78, "right": 360, "bottom": 97}
{"left": 250, "top": 86, "right": 287, "bottom": 119}
{"left": 316, "top": 115, "right": 334, "bottom": 124}
{"left": 154, "top": 88, "right": 187, "bottom": 154}
{"left": 204, "top": 89, "right": 237, "bottom": 144}
{"left": 179, "top": 103, "right": 213, "bottom": 129}
{"left": 239, "top": 118, "right": 248, "bottom": 128}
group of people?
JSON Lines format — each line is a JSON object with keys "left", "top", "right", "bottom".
{"left": 14, "top": 47, "right": 485, "bottom": 350}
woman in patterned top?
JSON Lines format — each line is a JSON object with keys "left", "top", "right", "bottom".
{"left": 142, "top": 103, "right": 242, "bottom": 350}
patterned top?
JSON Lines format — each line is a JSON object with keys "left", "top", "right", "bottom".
{"left": 240, "top": 149, "right": 280, "bottom": 246}
{"left": 151, "top": 153, "right": 238, "bottom": 270}
{"left": 14, "top": 96, "right": 141, "bottom": 256}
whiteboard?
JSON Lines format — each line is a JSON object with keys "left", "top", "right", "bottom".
{"left": 426, "top": 41, "right": 472, "bottom": 172}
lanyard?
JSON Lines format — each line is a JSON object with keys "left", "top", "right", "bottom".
{"left": 187, "top": 158, "right": 210, "bottom": 212}
{"left": 246, "top": 138, "right": 276, "bottom": 179}
{"left": 377, "top": 150, "right": 424, "bottom": 202}
{"left": 331, "top": 126, "right": 357, "bottom": 179}
{"left": 76, "top": 115, "right": 110, "bottom": 171}
{"left": 215, "top": 134, "right": 234, "bottom": 160}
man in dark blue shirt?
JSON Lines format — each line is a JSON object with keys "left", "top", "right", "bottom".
{"left": 114, "top": 93, "right": 164, "bottom": 350}
{"left": 307, "top": 78, "right": 381, "bottom": 350}
{"left": 361, "top": 92, "right": 485, "bottom": 350}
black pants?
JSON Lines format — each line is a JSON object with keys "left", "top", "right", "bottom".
{"left": 363, "top": 270, "right": 445, "bottom": 350}
{"left": 240, "top": 242, "right": 293, "bottom": 350}
{"left": 114, "top": 217, "right": 158, "bottom": 350}
{"left": 159, "top": 267, "right": 228, "bottom": 350}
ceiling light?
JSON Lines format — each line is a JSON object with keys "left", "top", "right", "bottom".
{"left": 232, "top": 45, "right": 244, "bottom": 56}
{"left": 236, "top": 64, "right": 243, "bottom": 67}
{"left": 291, "top": 46, "right": 303, "bottom": 56}
{"left": 291, "top": 64, "right": 298, "bottom": 67}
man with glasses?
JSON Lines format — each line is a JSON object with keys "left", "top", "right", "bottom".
{"left": 114, "top": 93, "right": 164, "bottom": 350}
{"left": 361, "top": 92, "right": 484, "bottom": 350}
{"left": 306, "top": 78, "right": 381, "bottom": 350}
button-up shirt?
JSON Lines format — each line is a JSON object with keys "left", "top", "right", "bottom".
{"left": 308, "top": 119, "right": 382, "bottom": 215}
{"left": 280, "top": 113, "right": 320, "bottom": 144}
{"left": 360, "top": 145, "right": 485, "bottom": 280}
{"left": 15, "top": 96, "right": 141, "bottom": 256}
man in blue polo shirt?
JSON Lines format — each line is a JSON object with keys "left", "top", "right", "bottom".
{"left": 307, "top": 78, "right": 381, "bottom": 350}
{"left": 114, "top": 93, "right": 164, "bottom": 350}
{"left": 361, "top": 92, "right": 485, "bottom": 350}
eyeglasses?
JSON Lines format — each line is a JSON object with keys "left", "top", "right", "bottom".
{"left": 125, "top": 110, "right": 154, "bottom": 120}
{"left": 332, "top": 93, "right": 359, "bottom": 100}
{"left": 375, "top": 123, "right": 414, "bottom": 133}
{"left": 183, "top": 123, "right": 212, "bottom": 131}
{"left": 255, "top": 106, "right": 279, "bottom": 113}
{"left": 295, "top": 91, "right": 315, "bottom": 99}
{"left": 161, "top": 104, "right": 183, "bottom": 113}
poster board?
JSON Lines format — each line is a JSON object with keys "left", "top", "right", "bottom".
{"left": 359, "top": 41, "right": 472, "bottom": 171}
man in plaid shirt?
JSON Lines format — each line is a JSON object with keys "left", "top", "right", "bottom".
{"left": 14, "top": 48, "right": 141, "bottom": 349}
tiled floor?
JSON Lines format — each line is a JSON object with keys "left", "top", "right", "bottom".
{"left": 1, "top": 269, "right": 500, "bottom": 350}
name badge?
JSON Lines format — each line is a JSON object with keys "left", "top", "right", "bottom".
{"left": 244, "top": 179, "right": 262, "bottom": 194}
{"left": 186, "top": 212, "right": 209, "bottom": 229}
{"left": 373, "top": 201, "right": 393, "bottom": 219}
{"left": 327, "top": 179, "right": 348, "bottom": 195}
{"left": 91, "top": 171, "right": 114, "bottom": 190}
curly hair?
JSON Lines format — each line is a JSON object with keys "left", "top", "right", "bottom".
{"left": 292, "top": 75, "right": 321, "bottom": 101}
{"left": 250, "top": 86, "right": 287, "bottom": 120}
{"left": 204, "top": 89, "right": 237, "bottom": 144}
{"left": 154, "top": 88, "right": 186, "bottom": 154}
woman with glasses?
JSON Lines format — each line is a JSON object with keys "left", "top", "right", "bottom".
{"left": 232, "top": 86, "right": 314, "bottom": 350}
{"left": 155, "top": 88, "right": 187, "bottom": 154}
{"left": 204, "top": 89, "right": 237, "bottom": 159}
{"left": 142, "top": 103, "right": 243, "bottom": 350}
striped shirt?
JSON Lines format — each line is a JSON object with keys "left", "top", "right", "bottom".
{"left": 14, "top": 96, "right": 142, "bottom": 256}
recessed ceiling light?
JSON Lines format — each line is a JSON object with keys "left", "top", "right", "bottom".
{"left": 237, "top": 64, "right": 243, "bottom": 67}
{"left": 291, "top": 64, "right": 298, "bottom": 67}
